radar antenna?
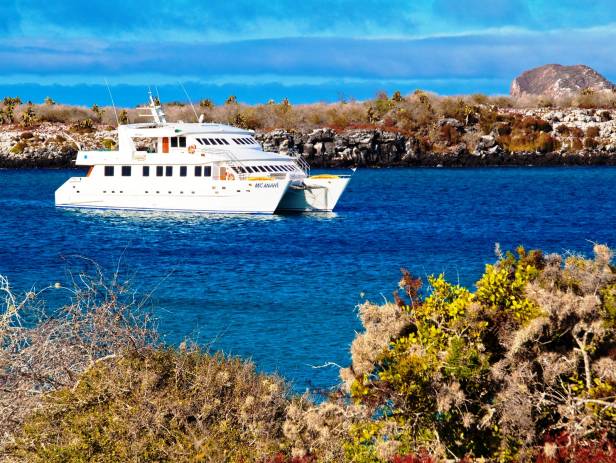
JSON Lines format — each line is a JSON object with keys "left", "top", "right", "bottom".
{"left": 138, "top": 91, "right": 167, "bottom": 124}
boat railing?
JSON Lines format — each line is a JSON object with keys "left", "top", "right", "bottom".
{"left": 291, "top": 154, "right": 311, "bottom": 177}
{"left": 201, "top": 147, "right": 250, "bottom": 179}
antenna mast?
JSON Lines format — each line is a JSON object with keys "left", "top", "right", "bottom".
{"left": 105, "top": 78, "right": 120, "bottom": 126}
{"left": 179, "top": 82, "right": 199, "bottom": 122}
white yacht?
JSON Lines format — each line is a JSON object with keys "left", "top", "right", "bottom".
{"left": 55, "top": 96, "right": 351, "bottom": 214}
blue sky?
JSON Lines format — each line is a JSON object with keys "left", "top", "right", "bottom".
{"left": 1, "top": 0, "right": 615, "bottom": 105}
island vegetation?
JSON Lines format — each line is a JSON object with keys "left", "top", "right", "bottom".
{"left": 1, "top": 89, "right": 616, "bottom": 167}
{"left": 1, "top": 244, "right": 615, "bottom": 462}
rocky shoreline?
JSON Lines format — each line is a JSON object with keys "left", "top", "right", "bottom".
{"left": 2, "top": 108, "right": 616, "bottom": 168}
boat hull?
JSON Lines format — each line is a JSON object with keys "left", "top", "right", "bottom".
{"left": 55, "top": 177, "right": 291, "bottom": 214}
{"left": 276, "top": 176, "right": 351, "bottom": 212}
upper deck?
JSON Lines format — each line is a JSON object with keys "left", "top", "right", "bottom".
{"left": 74, "top": 95, "right": 310, "bottom": 178}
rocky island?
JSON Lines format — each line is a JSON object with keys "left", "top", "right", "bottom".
{"left": 1, "top": 64, "right": 616, "bottom": 168}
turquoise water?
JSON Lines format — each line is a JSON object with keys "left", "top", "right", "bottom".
{"left": 1, "top": 167, "right": 616, "bottom": 391}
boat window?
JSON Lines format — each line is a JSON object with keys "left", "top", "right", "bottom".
{"left": 271, "top": 165, "right": 281, "bottom": 172}
{"left": 232, "top": 138, "right": 239, "bottom": 144}
{"left": 143, "top": 166, "right": 150, "bottom": 176}
{"left": 166, "top": 166, "right": 173, "bottom": 177}
{"left": 180, "top": 166, "right": 187, "bottom": 177}
{"left": 201, "top": 138, "right": 210, "bottom": 145}
{"left": 237, "top": 166, "right": 246, "bottom": 173}
{"left": 156, "top": 166, "right": 163, "bottom": 176}
{"left": 240, "top": 138, "right": 249, "bottom": 145}
{"left": 206, "top": 138, "right": 215, "bottom": 145}
{"left": 171, "top": 137, "right": 178, "bottom": 148}
{"left": 256, "top": 166, "right": 266, "bottom": 173}
{"left": 204, "top": 166, "right": 212, "bottom": 177}
{"left": 122, "top": 166, "right": 131, "bottom": 177}
{"left": 104, "top": 166, "right": 114, "bottom": 176}
{"left": 221, "top": 139, "right": 230, "bottom": 145}
{"left": 283, "top": 165, "right": 292, "bottom": 172}
{"left": 196, "top": 139, "right": 203, "bottom": 145}
{"left": 244, "top": 166, "right": 253, "bottom": 173}
{"left": 249, "top": 138, "right": 257, "bottom": 144}
{"left": 263, "top": 166, "right": 272, "bottom": 172}
{"left": 194, "top": 166, "right": 202, "bottom": 176}
{"left": 179, "top": 137, "right": 187, "bottom": 148}
{"left": 215, "top": 138, "right": 224, "bottom": 145}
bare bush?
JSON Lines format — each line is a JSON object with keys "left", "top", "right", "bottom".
{"left": 0, "top": 266, "right": 156, "bottom": 451}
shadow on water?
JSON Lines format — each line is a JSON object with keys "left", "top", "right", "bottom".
{"left": 57, "top": 206, "right": 340, "bottom": 225}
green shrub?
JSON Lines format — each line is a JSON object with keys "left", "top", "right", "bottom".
{"left": 10, "top": 141, "right": 26, "bottom": 154}
{"left": 101, "top": 138, "right": 116, "bottom": 150}
{"left": 343, "top": 245, "right": 616, "bottom": 461}
{"left": 199, "top": 98, "right": 214, "bottom": 109}
{"left": 20, "top": 104, "right": 37, "bottom": 127}
{"left": 119, "top": 110, "right": 129, "bottom": 125}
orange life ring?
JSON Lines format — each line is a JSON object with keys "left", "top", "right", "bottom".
{"left": 226, "top": 172, "right": 235, "bottom": 181}
{"left": 188, "top": 144, "right": 196, "bottom": 154}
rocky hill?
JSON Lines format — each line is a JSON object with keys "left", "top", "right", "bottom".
{"left": 511, "top": 64, "right": 616, "bottom": 99}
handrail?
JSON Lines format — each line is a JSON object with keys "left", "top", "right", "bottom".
{"left": 200, "top": 147, "right": 250, "bottom": 179}
{"left": 291, "top": 154, "right": 311, "bottom": 177}
{"left": 200, "top": 147, "right": 311, "bottom": 180}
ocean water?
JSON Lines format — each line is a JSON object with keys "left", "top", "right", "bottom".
{"left": 1, "top": 167, "right": 615, "bottom": 391}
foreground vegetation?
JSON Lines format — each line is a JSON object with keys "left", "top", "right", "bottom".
{"left": 1, "top": 245, "right": 615, "bottom": 462}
